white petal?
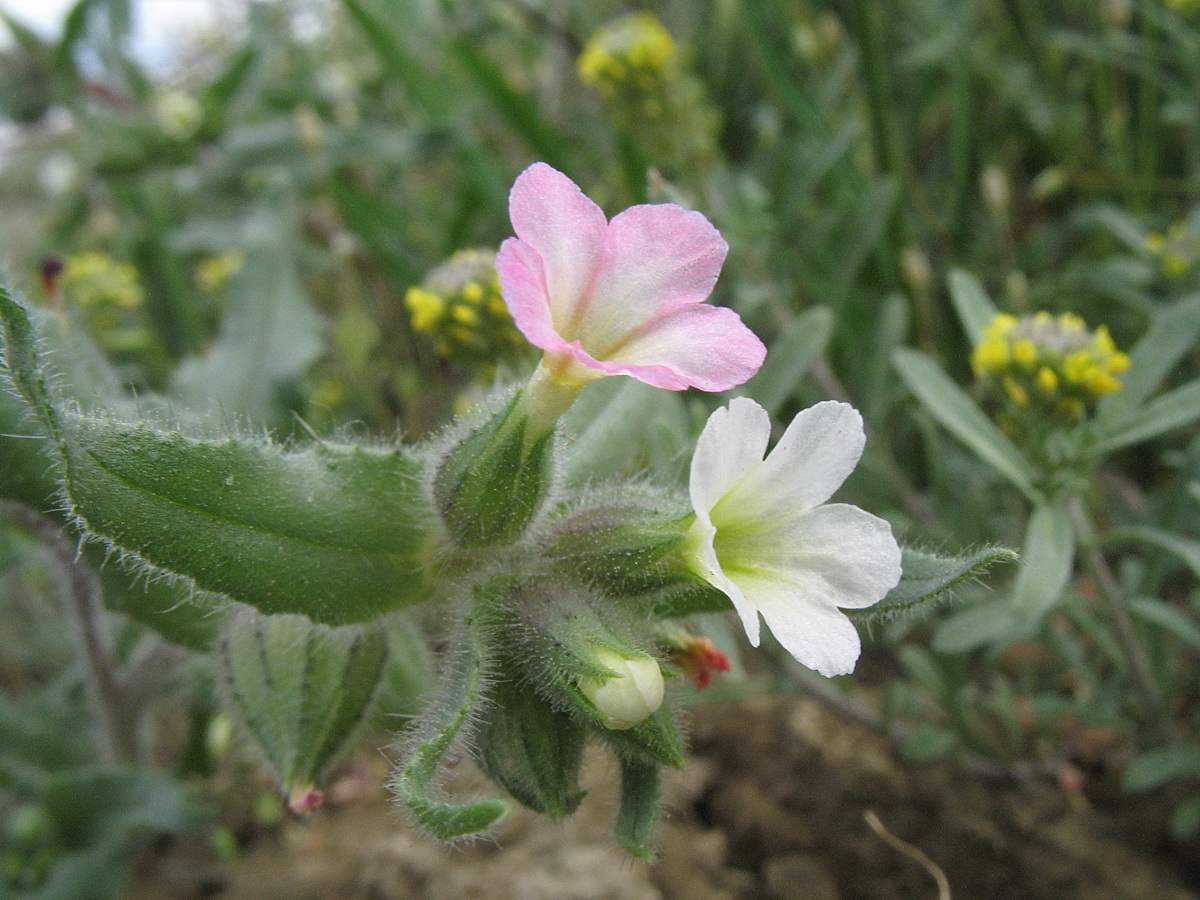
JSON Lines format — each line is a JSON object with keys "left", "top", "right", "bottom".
{"left": 734, "top": 572, "right": 864, "bottom": 676}
{"left": 753, "top": 588, "right": 868, "bottom": 681}
{"left": 732, "top": 402, "right": 866, "bottom": 517}
{"left": 686, "top": 518, "right": 762, "bottom": 646}
{"left": 689, "top": 397, "right": 771, "bottom": 516}
{"left": 727, "top": 503, "right": 901, "bottom": 610}
{"left": 580, "top": 203, "right": 728, "bottom": 356}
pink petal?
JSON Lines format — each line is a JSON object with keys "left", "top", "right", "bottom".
{"left": 507, "top": 163, "right": 608, "bottom": 335}
{"left": 495, "top": 236, "right": 560, "bottom": 352}
{"left": 580, "top": 203, "right": 728, "bottom": 355}
{"left": 602, "top": 303, "right": 766, "bottom": 391}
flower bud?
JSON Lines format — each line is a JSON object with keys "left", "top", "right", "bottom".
{"left": 578, "top": 648, "right": 665, "bottom": 730}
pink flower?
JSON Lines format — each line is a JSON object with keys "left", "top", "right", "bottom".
{"left": 496, "top": 163, "right": 765, "bottom": 393}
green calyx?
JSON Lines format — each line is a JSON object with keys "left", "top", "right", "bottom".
{"left": 432, "top": 390, "right": 557, "bottom": 548}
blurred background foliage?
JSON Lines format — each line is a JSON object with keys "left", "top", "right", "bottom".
{"left": 2, "top": 0, "right": 1200, "bottom": 894}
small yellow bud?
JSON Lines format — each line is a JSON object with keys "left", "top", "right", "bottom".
{"left": 1037, "top": 367, "right": 1059, "bottom": 394}
{"left": 1085, "top": 370, "right": 1122, "bottom": 397}
{"left": 1064, "top": 351, "right": 1094, "bottom": 384}
{"left": 1012, "top": 340, "right": 1038, "bottom": 367}
{"left": 1004, "top": 377, "right": 1030, "bottom": 408}
{"left": 451, "top": 304, "right": 479, "bottom": 327}
{"left": 405, "top": 287, "right": 445, "bottom": 333}
{"left": 462, "top": 282, "right": 484, "bottom": 304}
{"left": 971, "top": 337, "right": 1009, "bottom": 374}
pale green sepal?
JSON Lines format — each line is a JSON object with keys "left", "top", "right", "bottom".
{"left": 433, "top": 391, "right": 555, "bottom": 547}
{"left": 475, "top": 676, "right": 586, "bottom": 818}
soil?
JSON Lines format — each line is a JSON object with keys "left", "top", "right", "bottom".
{"left": 127, "top": 694, "right": 1200, "bottom": 900}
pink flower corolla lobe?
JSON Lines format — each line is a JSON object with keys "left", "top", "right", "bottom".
{"left": 496, "top": 162, "right": 765, "bottom": 392}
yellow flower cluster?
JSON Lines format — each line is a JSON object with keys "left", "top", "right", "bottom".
{"left": 577, "top": 13, "right": 677, "bottom": 99}
{"left": 1145, "top": 222, "right": 1197, "bottom": 279}
{"left": 404, "top": 249, "right": 526, "bottom": 366}
{"left": 972, "top": 312, "right": 1130, "bottom": 423}
{"left": 61, "top": 252, "right": 144, "bottom": 311}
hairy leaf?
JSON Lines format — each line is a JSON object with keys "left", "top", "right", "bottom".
{"left": 848, "top": 545, "right": 1017, "bottom": 625}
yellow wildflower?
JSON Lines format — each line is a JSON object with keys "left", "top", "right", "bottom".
{"left": 972, "top": 309, "right": 1130, "bottom": 427}
{"left": 404, "top": 249, "right": 527, "bottom": 370}
{"left": 578, "top": 13, "right": 677, "bottom": 93}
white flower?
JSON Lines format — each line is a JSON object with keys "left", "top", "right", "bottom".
{"left": 578, "top": 648, "right": 665, "bottom": 730}
{"left": 683, "top": 398, "right": 902, "bottom": 677}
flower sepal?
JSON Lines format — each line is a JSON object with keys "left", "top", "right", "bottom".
{"left": 546, "top": 494, "right": 701, "bottom": 597}
{"left": 474, "top": 674, "right": 587, "bottom": 818}
{"left": 432, "top": 389, "right": 556, "bottom": 548}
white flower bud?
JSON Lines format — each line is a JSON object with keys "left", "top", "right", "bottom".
{"left": 578, "top": 649, "right": 664, "bottom": 730}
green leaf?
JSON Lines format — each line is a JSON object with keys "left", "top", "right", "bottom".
{"left": 849, "top": 545, "right": 1017, "bottom": 625}
{"left": 1095, "top": 379, "right": 1200, "bottom": 453}
{"left": 1012, "top": 503, "right": 1076, "bottom": 624}
{"left": 1171, "top": 797, "right": 1200, "bottom": 839}
{"left": 220, "top": 611, "right": 388, "bottom": 793}
{"left": 1124, "top": 745, "right": 1200, "bottom": 792}
{"left": 1107, "top": 526, "right": 1200, "bottom": 581}
{"left": 93, "top": 551, "right": 225, "bottom": 652}
{"left": 170, "top": 204, "right": 323, "bottom": 428}
{"left": 947, "top": 269, "right": 999, "bottom": 344}
{"left": 931, "top": 602, "right": 1021, "bottom": 654}
{"left": 1129, "top": 597, "right": 1200, "bottom": 654}
{"left": 42, "top": 767, "right": 195, "bottom": 851}
{"left": 738, "top": 306, "right": 834, "bottom": 416}
{"left": 613, "top": 753, "right": 661, "bottom": 861}
{"left": 61, "top": 418, "right": 434, "bottom": 622}
{"left": 3, "top": 292, "right": 435, "bottom": 623}
{"left": 900, "top": 725, "right": 960, "bottom": 762}
{"left": 448, "top": 38, "right": 573, "bottom": 170}
{"left": 1098, "top": 293, "right": 1200, "bottom": 422}
{"left": 893, "top": 348, "right": 1041, "bottom": 501}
